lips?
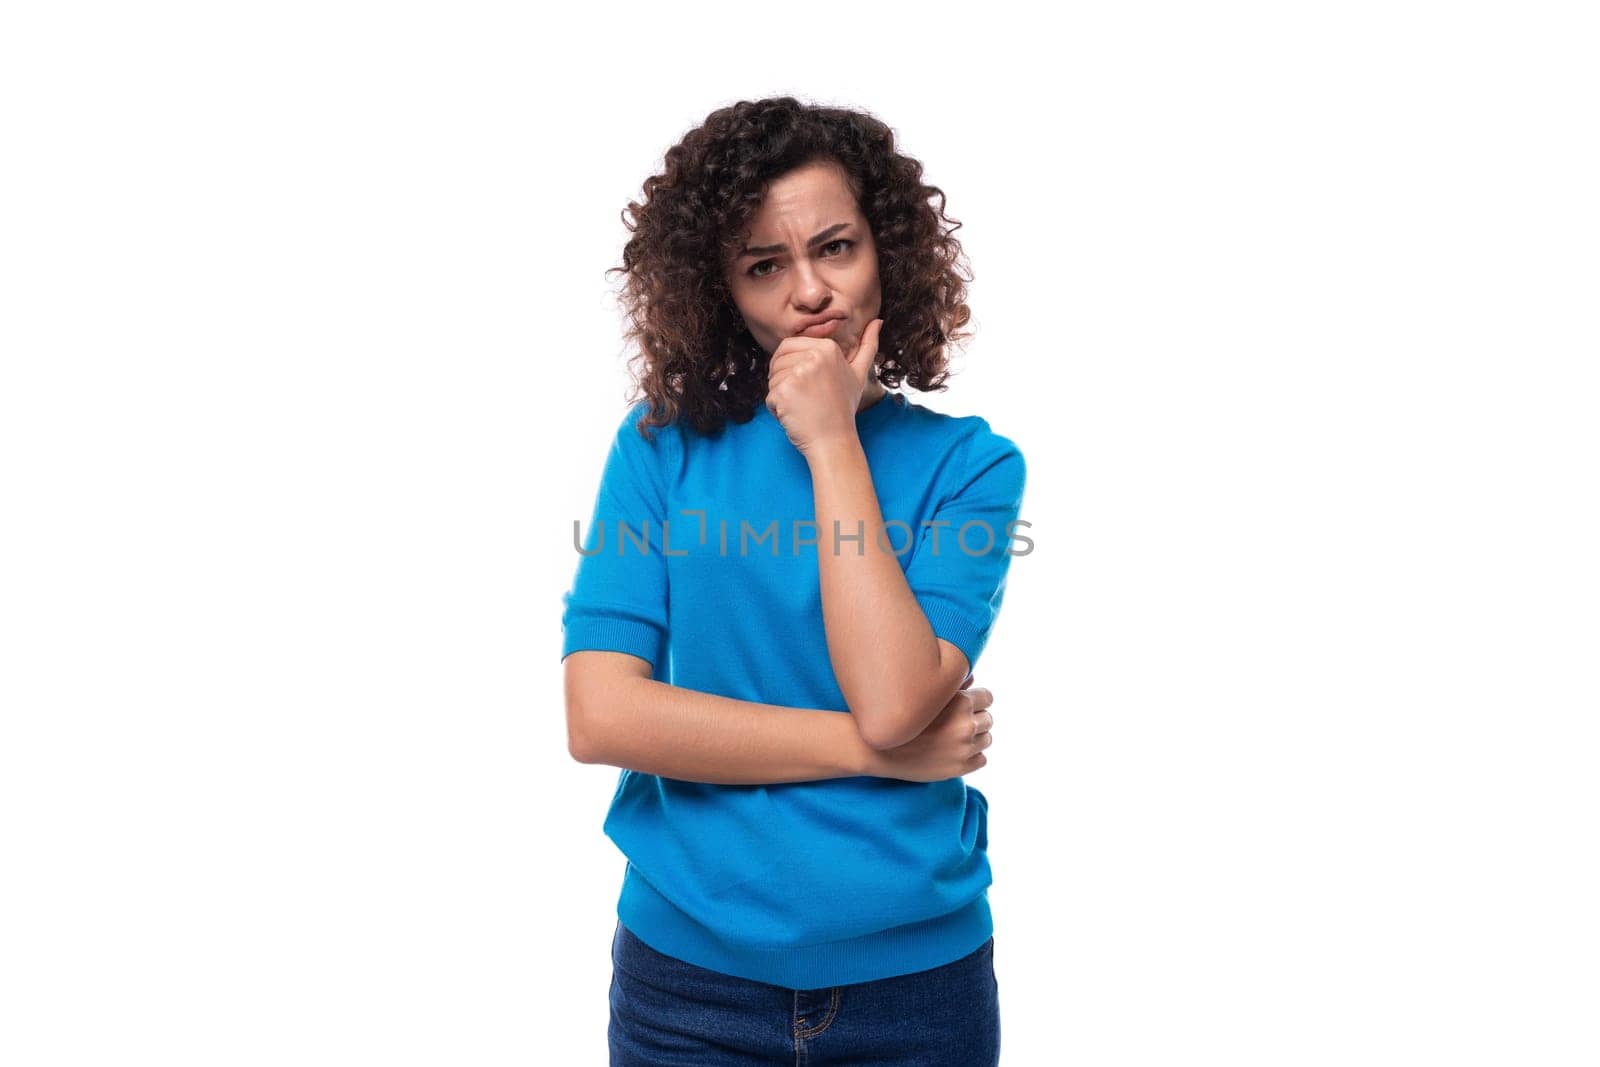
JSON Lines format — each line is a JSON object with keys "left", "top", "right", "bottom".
{"left": 794, "top": 313, "right": 847, "bottom": 337}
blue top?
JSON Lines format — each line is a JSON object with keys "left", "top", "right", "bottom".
{"left": 560, "top": 390, "right": 1028, "bottom": 987}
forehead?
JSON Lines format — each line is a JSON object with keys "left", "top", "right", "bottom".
{"left": 748, "top": 163, "right": 859, "bottom": 228}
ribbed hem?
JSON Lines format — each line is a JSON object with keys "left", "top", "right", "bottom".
{"left": 615, "top": 861, "right": 993, "bottom": 989}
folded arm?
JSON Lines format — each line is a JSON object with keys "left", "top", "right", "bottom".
{"left": 806, "top": 438, "right": 973, "bottom": 750}
{"left": 564, "top": 650, "right": 881, "bottom": 784}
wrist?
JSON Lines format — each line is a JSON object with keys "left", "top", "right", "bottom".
{"left": 806, "top": 435, "right": 865, "bottom": 474}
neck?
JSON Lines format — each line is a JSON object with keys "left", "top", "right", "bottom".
{"left": 858, "top": 383, "right": 888, "bottom": 413}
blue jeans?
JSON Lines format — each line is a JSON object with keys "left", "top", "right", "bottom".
{"left": 608, "top": 920, "right": 1001, "bottom": 1065}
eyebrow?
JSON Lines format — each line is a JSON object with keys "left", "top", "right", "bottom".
{"left": 737, "top": 222, "right": 853, "bottom": 260}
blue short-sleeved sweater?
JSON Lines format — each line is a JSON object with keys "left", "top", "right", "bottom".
{"left": 561, "top": 391, "right": 1027, "bottom": 988}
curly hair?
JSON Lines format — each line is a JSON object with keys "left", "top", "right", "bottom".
{"left": 605, "top": 96, "right": 975, "bottom": 440}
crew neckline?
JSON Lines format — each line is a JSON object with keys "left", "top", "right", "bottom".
{"left": 858, "top": 390, "right": 906, "bottom": 429}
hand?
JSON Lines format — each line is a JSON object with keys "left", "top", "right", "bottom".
{"left": 765, "top": 318, "right": 883, "bottom": 458}
{"left": 862, "top": 672, "right": 995, "bottom": 783}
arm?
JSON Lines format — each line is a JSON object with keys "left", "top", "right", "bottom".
{"left": 806, "top": 437, "right": 969, "bottom": 750}
{"left": 565, "top": 650, "right": 877, "bottom": 785}
{"left": 560, "top": 405, "right": 893, "bottom": 780}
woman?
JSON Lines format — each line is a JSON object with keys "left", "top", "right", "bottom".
{"left": 561, "top": 96, "right": 1026, "bottom": 1066}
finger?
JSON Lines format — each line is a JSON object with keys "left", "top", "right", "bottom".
{"left": 973, "top": 730, "right": 993, "bottom": 751}
{"left": 846, "top": 318, "right": 880, "bottom": 373}
{"left": 851, "top": 318, "right": 882, "bottom": 360}
{"left": 849, "top": 318, "right": 883, "bottom": 385}
{"left": 962, "top": 686, "right": 993, "bottom": 709}
{"left": 767, "top": 362, "right": 799, "bottom": 397}
{"left": 766, "top": 339, "right": 815, "bottom": 377}
{"left": 765, "top": 351, "right": 792, "bottom": 379}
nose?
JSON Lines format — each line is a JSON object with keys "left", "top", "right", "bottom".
{"left": 789, "top": 259, "right": 830, "bottom": 309}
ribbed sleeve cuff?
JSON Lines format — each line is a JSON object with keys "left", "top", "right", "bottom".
{"left": 914, "top": 596, "right": 984, "bottom": 671}
{"left": 560, "top": 616, "right": 663, "bottom": 669}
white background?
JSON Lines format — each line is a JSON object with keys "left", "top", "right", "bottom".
{"left": 3, "top": 2, "right": 1596, "bottom": 1064}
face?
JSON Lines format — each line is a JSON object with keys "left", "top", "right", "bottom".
{"left": 723, "top": 160, "right": 883, "bottom": 376}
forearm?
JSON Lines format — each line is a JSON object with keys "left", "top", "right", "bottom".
{"left": 807, "top": 437, "right": 945, "bottom": 746}
{"left": 575, "top": 676, "right": 878, "bottom": 785}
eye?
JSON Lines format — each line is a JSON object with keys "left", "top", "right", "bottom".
{"left": 746, "top": 239, "right": 854, "bottom": 278}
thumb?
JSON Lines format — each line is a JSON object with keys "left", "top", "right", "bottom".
{"left": 850, "top": 318, "right": 883, "bottom": 382}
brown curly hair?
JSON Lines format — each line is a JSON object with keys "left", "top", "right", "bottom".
{"left": 605, "top": 96, "right": 975, "bottom": 440}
